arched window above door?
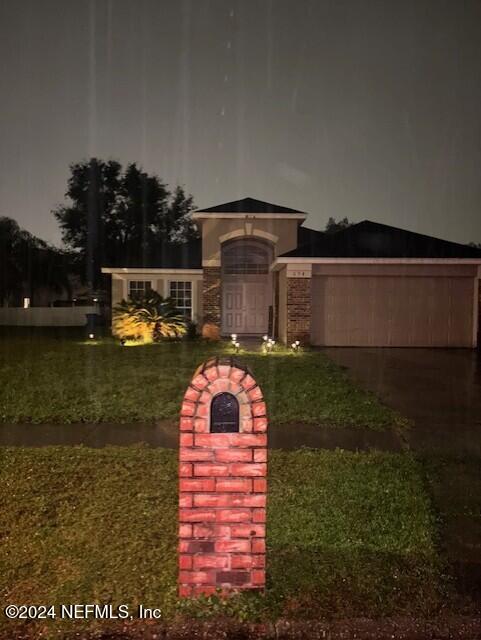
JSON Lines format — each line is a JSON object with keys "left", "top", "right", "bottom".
{"left": 222, "top": 240, "right": 272, "bottom": 275}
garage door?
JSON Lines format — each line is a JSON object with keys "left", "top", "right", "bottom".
{"left": 311, "top": 276, "right": 474, "bottom": 347}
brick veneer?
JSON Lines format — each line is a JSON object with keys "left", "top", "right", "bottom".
{"left": 202, "top": 267, "right": 222, "bottom": 327}
{"left": 179, "top": 357, "right": 267, "bottom": 597}
{"left": 286, "top": 276, "right": 311, "bottom": 344}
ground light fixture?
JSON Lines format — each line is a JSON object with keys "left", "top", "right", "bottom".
{"left": 88, "top": 333, "right": 95, "bottom": 340}
{"left": 291, "top": 340, "right": 301, "bottom": 352}
{"left": 262, "top": 337, "right": 276, "bottom": 353}
{"left": 230, "top": 333, "right": 239, "bottom": 350}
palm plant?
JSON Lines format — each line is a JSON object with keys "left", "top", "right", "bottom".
{"left": 113, "top": 291, "right": 188, "bottom": 343}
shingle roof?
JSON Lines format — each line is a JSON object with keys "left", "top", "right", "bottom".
{"left": 158, "top": 239, "right": 202, "bottom": 268}
{"left": 297, "top": 225, "right": 326, "bottom": 249}
{"left": 105, "top": 238, "right": 202, "bottom": 269}
{"left": 196, "top": 197, "right": 305, "bottom": 215}
{"left": 280, "top": 220, "right": 481, "bottom": 259}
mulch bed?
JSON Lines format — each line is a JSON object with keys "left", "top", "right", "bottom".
{"left": 2, "top": 617, "right": 481, "bottom": 640}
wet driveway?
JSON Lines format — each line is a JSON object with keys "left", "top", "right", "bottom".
{"left": 324, "top": 347, "right": 481, "bottom": 456}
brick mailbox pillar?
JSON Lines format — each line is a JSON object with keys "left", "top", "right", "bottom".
{"left": 178, "top": 357, "right": 267, "bottom": 597}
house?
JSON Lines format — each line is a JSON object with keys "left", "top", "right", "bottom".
{"left": 102, "top": 197, "right": 481, "bottom": 347}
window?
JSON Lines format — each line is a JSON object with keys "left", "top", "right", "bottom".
{"left": 129, "top": 280, "right": 152, "bottom": 298}
{"left": 169, "top": 281, "right": 192, "bottom": 319}
{"left": 224, "top": 261, "right": 269, "bottom": 275}
{"left": 222, "top": 241, "right": 271, "bottom": 275}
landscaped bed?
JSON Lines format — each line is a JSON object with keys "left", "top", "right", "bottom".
{"left": 0, "top": 446, "right": 447, "bottom": 637}
{"left": 0, "top": 330, "right": 406, "bottom": 430}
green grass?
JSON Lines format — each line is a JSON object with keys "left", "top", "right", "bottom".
{"left": 0, "top": 446, "right": 444, "bottom": 634}
{"left": 0, "top": 330, "right": 405, "bottom": 430}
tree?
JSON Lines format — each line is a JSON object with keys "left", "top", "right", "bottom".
{"left": 53, "top": 159, "right": 198, "bottom": 289}
{"left": 468, "top": 242, "right": 481, "bottom": 249}
{"left": 0, "top": 217, "right": 72, "bottom": 306}
{"left": 324, "top": 217, "right": 352, "bottom": 234}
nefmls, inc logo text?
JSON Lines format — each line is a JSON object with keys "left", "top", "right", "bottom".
{"left": 3, "top": 604, "right": 163, "bottom": 620}
{"left": 61, "top": 604, "right": 162, "bottom": 619}
{"left": 61, "top": 604, "right": 130, "bottom": 619}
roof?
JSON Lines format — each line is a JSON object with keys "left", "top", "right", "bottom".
{"left": 102, "top": 238, "right": 202, "bottom": 270}
{"left": 195, "top": 197, "right": 305, "bottom": 215}
{"left": 297, "top": 225, "right": 326, "bottom": 249}
{"left": 280, "top": 220, "right": 481, "bottom": 259}
{"left": 158, "top": 239, "right": 202, "bottom": 268}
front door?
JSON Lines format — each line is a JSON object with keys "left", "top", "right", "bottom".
{"left": 222, "top": 282, "right": 268, "bottom": 335}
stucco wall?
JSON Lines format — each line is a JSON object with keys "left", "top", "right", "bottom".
{"left": 312, "top": 263, "right": 478, "bottom": 277}
{"left": 200, "top": 218, "right": 300, "bottom": 265}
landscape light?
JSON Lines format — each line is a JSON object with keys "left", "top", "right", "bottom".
{"left": 264, "top": 338, "right": 275, "bottom": 353}
{"left": 23, "top": 297, "right": 30, "bottom": 309}
{"left": 93, "top": 297, "right": 98, "bottom": 303}
{"left": 263, "top": 335, "right": 268, "bottom": 341}
{"left": 234, "top": 341, "right": 240, "bottom": 353}
{"left": 89, "top": 333, "right": 95, "bottom": 340}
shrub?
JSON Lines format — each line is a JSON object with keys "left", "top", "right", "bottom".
{"left": 112, "top": 291, "right": 188, "bottom": 343}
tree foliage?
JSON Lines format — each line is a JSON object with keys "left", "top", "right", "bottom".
{"left": 0, "top": 217, "right": 72, "bottom": 305}
{"left": 325, "top": 217, "right": 352, "bottom": 234}
{"left": 53, "top": 159, "right": 198, "bottom": 288}
{"left": 112, "top": 290, "right": 188, "bottom": 344}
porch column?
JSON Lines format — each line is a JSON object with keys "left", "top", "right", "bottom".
{"left": 202, "top": 266, "right": 222, "bottom": 329}
{"left": 286, "top": 264, "right": 312, "bottom": 345}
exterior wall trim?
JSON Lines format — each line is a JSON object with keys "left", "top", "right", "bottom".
{"left": 219, "top": 228, "right": 279, "bottom": 245}
{"left": 102, "top": 267, "right": 203, "bottom": 274}
{"left": 272, "top": 257, "right": 481, "bottom": 270}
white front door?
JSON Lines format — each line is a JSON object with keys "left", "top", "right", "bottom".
{"left": 222, "top": 282, "right": 269, "bottom": 335}
{"left": 223, "top": 283, "right": 244, "bottom": 334}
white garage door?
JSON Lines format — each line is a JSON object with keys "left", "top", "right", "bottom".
{"left": 311, "top": 276, "right": 474, "bottom": 347}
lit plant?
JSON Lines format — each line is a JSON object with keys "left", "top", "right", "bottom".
{"left": 113, "top": 291, "right": 188, "bottom": 344}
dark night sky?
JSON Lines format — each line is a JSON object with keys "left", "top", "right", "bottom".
{"left": 1, "top": 0, "right": 480, "bottom": 246}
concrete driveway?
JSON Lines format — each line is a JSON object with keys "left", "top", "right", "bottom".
{"left": 324, "top": 347, "right": 481, "bottom": 456}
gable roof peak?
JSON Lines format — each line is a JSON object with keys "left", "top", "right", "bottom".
{"left": 195, "top": 197, "right": 305, "bottom": 215}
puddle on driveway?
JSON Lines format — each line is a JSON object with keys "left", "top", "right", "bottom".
{"left": 0, "top": 420, "right": 403, "bottom": 452}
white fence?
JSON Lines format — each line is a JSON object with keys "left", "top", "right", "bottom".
{"left": 0, "top": 306, "right": 99, "bottom": 327}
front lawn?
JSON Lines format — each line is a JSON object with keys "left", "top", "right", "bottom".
{"left": 0, "top": 331, "right": 406, "bottom": 430}
{"left": 0, "top": 446, "right": 444, "bottom": 634}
